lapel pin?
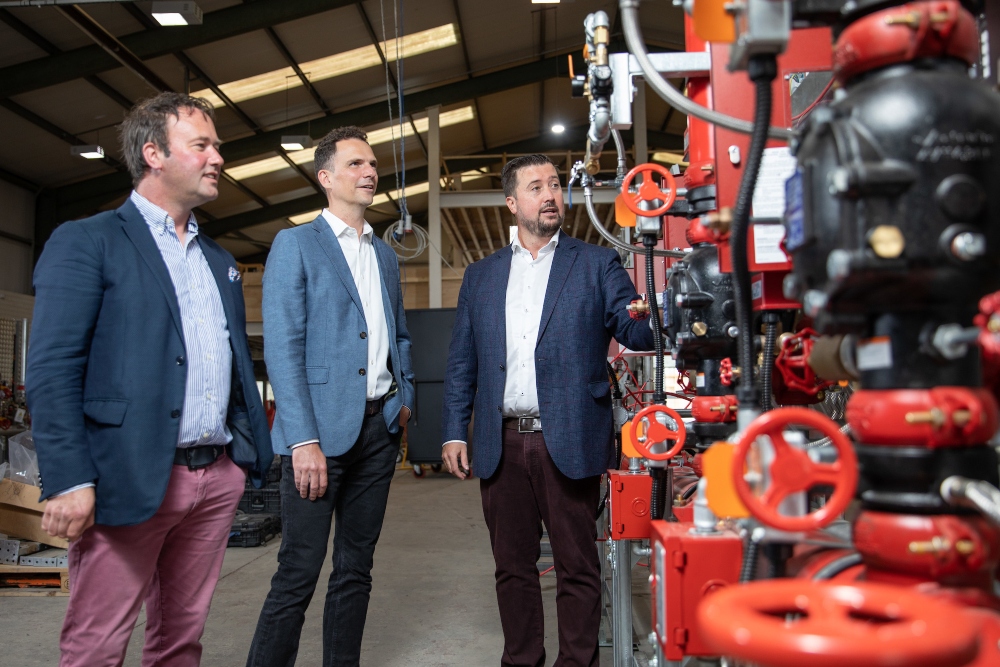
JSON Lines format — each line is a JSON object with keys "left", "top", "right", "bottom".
{"left": 228, "top": 266, "right": 242, "bottom": 283}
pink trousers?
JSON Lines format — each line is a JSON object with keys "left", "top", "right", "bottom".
{"left": 59, "top": 454, "right": 246, "bottom": 667}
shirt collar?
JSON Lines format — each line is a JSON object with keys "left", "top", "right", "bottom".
{"left": 129, "top": 191, "right": 199, "bottom": 239}
{"left": 322, "top": 209, "right": 372, "bottom": 240}
{"left": 512, "top": 228, "right": 560, "bottom": 257}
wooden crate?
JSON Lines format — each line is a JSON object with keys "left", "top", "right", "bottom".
{"left": 0, "top": 479, "right": 68, "bottom": 549}
{"left": 0, "top": 563, "right": 69, "bottom": 596}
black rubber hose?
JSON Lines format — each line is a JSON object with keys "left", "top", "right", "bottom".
{"left": 761, "top": 317, "right": 778, "bottom": 412}
{"left": 650, "top": 467, "right": 668, "bottom": 520}
{"left": 681, "top": 481, "right": 699, "bottom": 500}
{"left": 740, "top": 537, "right": 759, "bottom": 583}
{"left": 644, "top": 237, "right": 665, "bottom": 402}
{"left": 730, "top": 55, "right": 777, "bottom": 409}
{"left": 813, "top": 552, "right": 864, "bottom": 580}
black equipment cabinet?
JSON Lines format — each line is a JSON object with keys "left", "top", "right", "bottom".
{"left": 404, "top": 308, "right": 469, "bottom": 465}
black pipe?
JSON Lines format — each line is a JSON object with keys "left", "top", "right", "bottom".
{"left": 813, "top": 552, "right": 864, "bottom": 580}
{"left": 644, "top": 236, "right": 665, "bottom": 402}
{"left": 761, "top": 314, "right": 779, "bottom": 411}
{"left": 730, "top": 55, "right": 777, "bottom": 410}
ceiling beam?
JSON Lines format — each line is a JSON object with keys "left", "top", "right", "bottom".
{"left": 0, "top": 0, "right": 358, "bottom": 99}
{"left": 0, "top": 165, "right": 37, "bottom": 192}
{"left": 264, "top": 26, "right": 332, "bottom": 116}
{"left": 449, "top": 0, "right": 487, "bottom": 150}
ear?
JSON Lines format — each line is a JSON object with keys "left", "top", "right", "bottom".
{"left": 142, "top": 141, "right": 164, "bottom": 172}
{"left": 505, "top": 196, "right": 517, "bottom": 216}
{"left": 317, "top": 169, "right": 334, "bottom": 190}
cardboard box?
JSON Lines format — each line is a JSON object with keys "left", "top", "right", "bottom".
{"left": 0, "top": 479, "right": 68, "bottom": 549}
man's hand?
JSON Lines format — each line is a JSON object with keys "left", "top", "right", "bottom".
{"left": 442, "top": 441, "right": 470, "bottom": 480}
{"left": 41, "top": 487, "right": 95, "bottom": 542}
{"left": 399, "top": 405, "right": 411, "bottom": 428}
{"left": 292, "top": 443, "right": 328, "bottom": 501}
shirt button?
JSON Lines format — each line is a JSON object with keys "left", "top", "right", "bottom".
{"left": 171, "top": 409, "right": 181, "bottom": 418}
{"left": 203, "top": 432, "right": 210, "bottom": 438}
{"left": 176, "top": 356, "right": 185, "bottom": 366}
{"left": 497, "top": 406, "right": 502, "bottom": 413}
{"left": 360, "top": 332, "right": 367, "bottom": 339}
{"left": 359, "top": 368, "right": 366, "bottom": 376}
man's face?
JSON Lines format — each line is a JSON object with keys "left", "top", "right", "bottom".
{"left": 506, "top": 163, "right": 564, "bottom": 237}
{"left": 152, "top": 108, "right": 223, "bottom": 207}
{"left": 319, "top": 138, "right": 378, "bottom": 208}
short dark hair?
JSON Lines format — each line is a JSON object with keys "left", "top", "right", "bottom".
{"left": 119, "top": 92, "right": 217, "bottom": 186}
{"left": 313, "top": 126, "right": 369, "bottom": 177}
{"left": 500, "top": 154, "right": 557, "bottom": 198}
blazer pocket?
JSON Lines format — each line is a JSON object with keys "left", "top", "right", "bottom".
{"left": 306, "top": 366, "right": 330, "bottom": 384}
{"left": 588, "top": 380, "right": 610, "bottom": 399}
{"left": 83, "top": 399, "right": 129, "bottom": 426}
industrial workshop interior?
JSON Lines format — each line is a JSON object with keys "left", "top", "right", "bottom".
{"left": 2, "top": 0, "right": 1000, "bottom": 665}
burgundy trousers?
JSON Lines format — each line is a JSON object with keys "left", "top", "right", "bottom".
{"left": 480, "top": 422, "right": 602, "bottom": 667}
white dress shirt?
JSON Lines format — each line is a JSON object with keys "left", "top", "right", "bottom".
{"left": 290, "top": 210, "right": 393, "bottom": 450}
{"left": 504, "top": 230, "right": 560, "bottom": 417}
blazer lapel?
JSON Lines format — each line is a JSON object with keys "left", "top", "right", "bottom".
{"left": 536, "top": 236, "right": 578, "bottom": 344}
{"left": 117, "top": 199, "right": 184, "bottom": 341}
{"left": 197, "top": 236, "right": 240, "bottom": 332}
{"left": 491, "top": 246, "right": 513, "bottom": 358}
{"left": 312, "top": 217, "right": 365, "bottom": 318}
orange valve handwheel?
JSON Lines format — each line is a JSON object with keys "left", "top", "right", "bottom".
{"left": 629, "top": 405, "right": 687, "bottom": 461}
{"left": 620, "top": 163, "right": 678, "bottom": 217}
{"left": 697, "top": 580, "right": 980, "bottom": 667}
{"left": 732, "top": 407, "right": 857, "bottom": 532}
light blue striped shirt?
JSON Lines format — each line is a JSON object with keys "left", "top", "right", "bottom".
{"left": 130, "top": 191, "right": 233, "bottom": 448}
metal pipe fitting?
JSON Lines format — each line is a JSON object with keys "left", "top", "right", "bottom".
{"left": 941, "top": 476, "right": 1000, "bottom": 529}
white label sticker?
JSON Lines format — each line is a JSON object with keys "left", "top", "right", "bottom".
{"left": 752, "top": 147, "right": 799, "bottom": 219}
{"left": 696, "top": 373, "right": 706, "bottom": 388}
{"left": 856, "top": 336, "right": 893, "bottom": 371}
{"left": 753, "top": 224, "right": 788, "bottom": 264}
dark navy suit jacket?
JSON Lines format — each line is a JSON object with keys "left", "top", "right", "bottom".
{"left": 442, "top": 234, "right": 655, "bottom": 480}
{"left": 26, "top": 199, "right": 273, "bottom": 526}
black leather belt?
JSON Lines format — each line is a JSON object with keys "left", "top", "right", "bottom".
{"left": 364, "top": 396, "right": 385, "bottom": 417}
{"left": 503, "top": 417, "right": 542, "bottom": 433}
{"left": 174, "top": 445, "right": 226, "bottom": 470}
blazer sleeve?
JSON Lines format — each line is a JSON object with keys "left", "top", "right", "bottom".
{"left": 441, "top": 271, "right": 478, "bottom": 443}
{"left": 601, "top": 248, "right": 656, "bottom": 352}
{"left": 26, "top": 222, "right": 103, "bottom": 499}
{"left": 262, "top": 231, "right": 320, "bottom": 445}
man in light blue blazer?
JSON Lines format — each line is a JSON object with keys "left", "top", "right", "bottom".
{"left": 247, "top": 126, "right": 414, "bottom": 667}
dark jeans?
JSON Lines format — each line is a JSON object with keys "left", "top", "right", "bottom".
{"left": 246, "top": 413, "right": 400, "bottom": 667}
{"left": 481, "top": 423, "right": 603, "bottom": 667}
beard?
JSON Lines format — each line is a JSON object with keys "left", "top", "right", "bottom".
{"left": 517, "top": 208, "right": 564, "bottom": 238}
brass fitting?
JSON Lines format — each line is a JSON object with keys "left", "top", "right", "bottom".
{"left": 907, "top": 537, "right": 976, "bottom": 556}
{"left": 703, "top": 207, "right": 733, "bottom": 235}
{"left": 692, "top": 322, "right": 708, "bottom": 337}
{"left": 628, "top": 300, "right": 650, "bottom": 317}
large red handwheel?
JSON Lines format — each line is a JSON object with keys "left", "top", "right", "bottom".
{"left": 732, "top": 407, "right": 857, "bottom": 532}
{"left": 629, "top": 405, "right": 686, "bottom": 461}
{"left": 620, "top": 163, "right": 677, "bottom": 217}
{"left": 697, "top": 580, "right": 980, "bottom": 667}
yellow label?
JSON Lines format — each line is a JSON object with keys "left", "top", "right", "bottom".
{"left": 703, "top": 442, "right": 750, "bottom": 519}
{"left": 622, "top": 418, "right": 642, "bottom": 458}
{"left": 693, "top": 0, "right": 736, "bottom": 44}
{"left": 615, "top": 193, "right": 637, "bottom": 228}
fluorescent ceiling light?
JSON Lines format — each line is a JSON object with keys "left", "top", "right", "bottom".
{"left": 71, "top": 145, "right": 105, "bottom": 159}
{"left": 551, "top": 124, "right": 565, "bottom": 133}
{"left": 532, "top": 0, "right": 561, "bottom": 3}
{"left": 288, "top": 170, "right": 485, "bottom": 225}
{"left": 280, "top": 135, "right": 312, "bottom": 151}
{"left": 194, "top": 24, "right": 459, "bottom": 108}
{"left": 151, "top": 2, "right": 202, "bottom": 26}
{"left": 227, "top": 106, "right": 475, "bottom": 181}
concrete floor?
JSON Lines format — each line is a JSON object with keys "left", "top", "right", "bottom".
{"left": 0, "top": 470, "right": 643, "bottom": 666}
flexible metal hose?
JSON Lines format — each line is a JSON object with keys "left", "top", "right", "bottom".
{"left": 619, "top": 0, "right": 792, "bottom": 142}
{"left": 761, "top": 319, "right": 778, "bottom": 412}
{"left": 941, "top": 477, "right": 1000, "bottom": 529}
{"left": 583, "top": 187, "right": 687, "bottom": 258}
{"left": 646, "top": 241, "right": 665, "bottom": 399}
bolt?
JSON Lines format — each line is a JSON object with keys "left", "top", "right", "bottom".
{"left": 803, "top": 290, "right": 828, "bottom": 317}
{"left": 951, "top": 232, "right": 987, "bottom": 261}
{"left": 826, "top": 249, "right": 852, "bottom": 281}
{"left": 905, "top": 408, "right": 946, "bottom": 429}
{"left": 829, "top": 167, "right": 850, "bottom": 194}
{"left": 692, "top": 322, "right": 708, "bottom": 336}
{"left": 727, "top": 325, "right": 740, "bottom": 338}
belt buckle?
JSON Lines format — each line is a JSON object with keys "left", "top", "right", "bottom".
{"left": 518, "top": 417, "right": 534, "bottom": 433}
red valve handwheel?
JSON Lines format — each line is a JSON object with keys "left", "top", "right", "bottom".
{"left": 629, "top": 405, "right": 687, "bottom": 461}
{"left": 732, "top": 407, "right": 857, "bottom": 532}
{"left": 620, "top": 163, "right": 677, "bottom": 217}
{"left": 697, "top": 580, "right": 980, "bottom": 667}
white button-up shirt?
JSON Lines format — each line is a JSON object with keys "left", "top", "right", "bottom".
{"left": 322, "top": 209, "right": 393, "bottom": 399}
{"left": 503, "top": 230, "right": 560, "bottom": 417}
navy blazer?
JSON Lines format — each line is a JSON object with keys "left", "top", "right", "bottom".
{"left": 26, "top": 199, "right": 273, "bottom": 526}
{"left": 262, "top": 216, "right": 414, "bottom": 457}
{"left": 442, "top": 234, "right": 655, "bottom": 480}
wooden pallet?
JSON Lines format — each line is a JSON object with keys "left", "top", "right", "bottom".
{"left": 0, "top": 563, "right": 69, "bottom": 595}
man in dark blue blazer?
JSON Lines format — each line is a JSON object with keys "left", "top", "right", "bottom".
{"left": 27, "top": 93, "right": 272, "bottom": 667}
{"left": 442, "top": 155, "right": 655, "bottom": 666}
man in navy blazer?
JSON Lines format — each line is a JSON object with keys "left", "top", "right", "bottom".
{"left": 27, "top": 93, "right": 272, "bottom": 666}
{"left": 247, "top": 126, "right": 414, "bottom": 667}
{"left": 442, "top": 155, "right": 654, "bottom": 666}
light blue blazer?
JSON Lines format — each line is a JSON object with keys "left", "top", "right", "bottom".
{"left": 262, "top": 216, "right": 414, "bottom": 456}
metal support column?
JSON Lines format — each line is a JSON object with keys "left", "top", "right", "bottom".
{"left": 611, "top": 537, "right": 634, "bottom": 667}
{"left": 634, "top": 80, "right": 648, "bottom": 165}
{"left": 427, "top": 106, "right": 443, "bottom": 308}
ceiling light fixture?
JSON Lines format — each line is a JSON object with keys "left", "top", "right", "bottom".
{"left": 151, "top": 2, "right": 203, "bottom": 26}
{"left": 551, "top": 124, "right": 565, "bottom": 133}
{"left": 280, "top": 135, "right": 312, "bottom": 151}
{"left": 532, "top": 0, "right": 561, "bottom": 4}
{"left": 193, "top": 23, "right": 459, "bottom": 108}
{"left": 71, "top": 145, "right": 105, "bottom": 160}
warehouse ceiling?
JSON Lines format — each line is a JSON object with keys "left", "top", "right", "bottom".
{"left": 0, "top": 0, "right": 687, "bottom": 262}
